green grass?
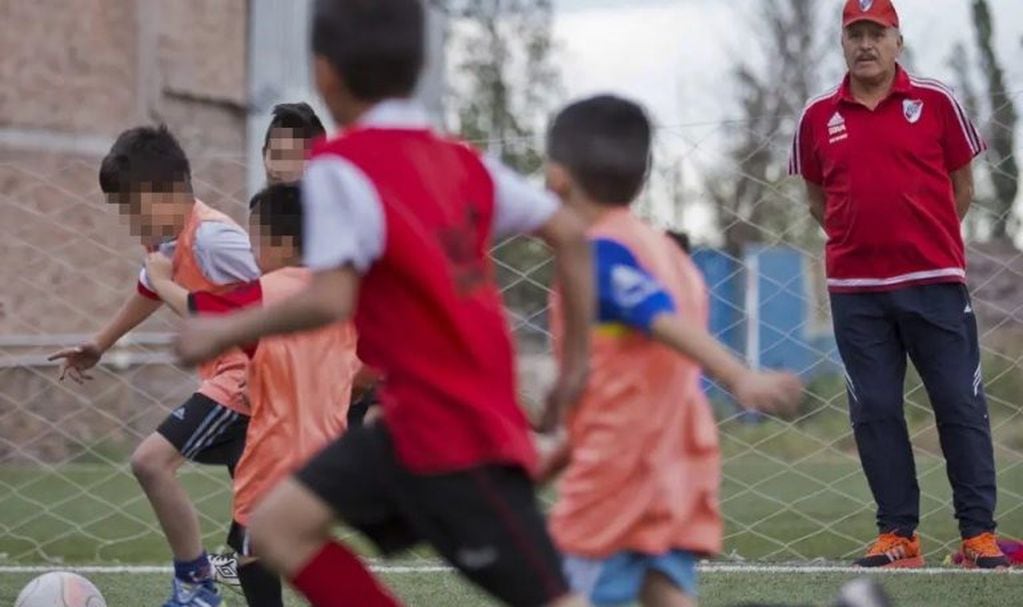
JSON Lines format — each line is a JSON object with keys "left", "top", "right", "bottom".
{"left": 2, "top": 445, "right": 1022, "bottom": 565}
{"left": 2, "top": 414, "right": 1022, "bottom": 605}
{"left": 1, "top": 570, "right": 1021, "bottom": 606}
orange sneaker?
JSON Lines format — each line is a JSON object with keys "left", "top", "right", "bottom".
{"left": 961, "top": 532, "right": 1010, "bottom": 569}
{"left": 853, "top": 532, "right": 924, "bottom": 568}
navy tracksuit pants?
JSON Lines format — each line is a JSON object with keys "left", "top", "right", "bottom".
{"left": 830, "top": 283, "right": 997, "bottom": 539}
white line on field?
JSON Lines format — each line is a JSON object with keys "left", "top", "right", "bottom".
{"left": 698, "top": 564, "right": 1023, "bottom": 575}
{"left": 0, "top": 563, "right": 1020, "bottom": 576}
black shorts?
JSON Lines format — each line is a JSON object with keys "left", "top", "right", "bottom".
{"left": 156, "top": 393, "right": 249, "bottom": 473}
{"left": 295, "top": 423, "right": 569, "bottom": 607}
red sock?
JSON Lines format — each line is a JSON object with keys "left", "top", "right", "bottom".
{"left": 291, "top": 542, "right": 399, "bottom": 607}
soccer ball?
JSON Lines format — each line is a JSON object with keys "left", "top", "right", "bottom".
{"left": 15, "top": 572, "right": 107, "bottom": 607}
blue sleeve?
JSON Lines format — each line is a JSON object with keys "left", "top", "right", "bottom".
{"left": 594, "top": 238, "right": 676, "bottom": 333}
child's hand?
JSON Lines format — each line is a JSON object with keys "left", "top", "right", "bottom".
{"left": 534, "top": 365, "right": 589, "bottom": 434}
{"left": 46, "top": 341, "right": 103, "bottom": 384}
{"left": 145, "top": 251, "right": 173, "bottom": 283}
{"left": 532, "top": 433, "right": 570, "bottom": 485}
{"left": 733, "top": 371, "right": 804, "bottom": 417}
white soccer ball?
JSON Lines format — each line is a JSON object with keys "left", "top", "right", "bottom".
{"left": 15, "top": 572, "right": 107, "bottom": 607}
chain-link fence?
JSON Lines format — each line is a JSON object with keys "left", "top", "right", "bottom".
{"left": 2, "top": 107, "right": 1021, "bottom": 566}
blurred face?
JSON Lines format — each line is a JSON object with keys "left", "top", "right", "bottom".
{"left": 249, "top": 213, "right": 298, "bottom": 273}
{"left": 110, "top": 182, "right": 192, "bottom": 247}
{"left": 264, "top": 128, "right": 311, "bottom": 184}
{"left": 842, "top": 21, "right": 902, "bottom": 84}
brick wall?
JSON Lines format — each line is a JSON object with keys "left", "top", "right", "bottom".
{"left": 1, "top": 0, "right": 249, "bottom": 332}
{"left": 1, "top": 0, "right": 251, "bottom": 461}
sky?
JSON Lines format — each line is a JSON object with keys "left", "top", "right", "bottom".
{"left": 553, "top": 0, "right": 1023, "bottom": 124}
{"left": 549, "top": 0, "right": 1023, "bottom": 235}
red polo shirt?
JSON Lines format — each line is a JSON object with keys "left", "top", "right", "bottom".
{"left": 790, "top": 66, "right": 985, "bottom": 293}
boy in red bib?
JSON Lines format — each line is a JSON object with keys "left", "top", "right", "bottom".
{"left": 173, "top": 2, "right": 595, "bottom": 606}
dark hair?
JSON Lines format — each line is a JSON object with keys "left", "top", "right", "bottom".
{"left": 263, "top": 102, "right": 326, "bottom": 151}
{"left": 311, "top": 0, "right": 425, "bottom": 101}
{"left": 249, "top": 182, "right": 304, "bottom": 252}
{"left": 99, "top": 125, "right": 191, "bottom": 197}
{"left": 547, "top": 95, "right": 652, "bottom": 205}
{"left": 666, "top": 230, "right": 691, "bottom": 254}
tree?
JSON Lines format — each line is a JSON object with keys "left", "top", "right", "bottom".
{"left": 945, "top": 1, "right": 1019, "bottom": 243}
{"left": 438, "top": 0, "right": 563, "bottom": 345}
{"left": 441, "top": 0, "right": 559, "bottom": 173}
{"left": 707, "top": 0, "right": 833, "bottom": 254}
{"left": 970, "top": 0, "right": 1019, "bottom": 241}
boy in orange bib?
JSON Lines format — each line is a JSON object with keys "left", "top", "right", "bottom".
{"left": 539, "top": 96, "right": 804, "bottom": 607}
{"left": 48, "top": 126, "right": 259, "bottom": 607}
{"left": 146, "top": 183, "right": 359, "bottom": 607}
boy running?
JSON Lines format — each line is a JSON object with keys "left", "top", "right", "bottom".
{"left": 538, "top": 95, "right": 803, "bottom": 607}
{"left": 173, "top": 1, "right": 595, "bottom": 606}
{"left": 146, "top": 182, "right": 359, "bottom": 607}
{"left": 48, "top": 126, "right": 259, "bottom": 607}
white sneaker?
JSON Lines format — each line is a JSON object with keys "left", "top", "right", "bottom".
{"left": 209, "top": 552, "right": 240, "bottom": 588}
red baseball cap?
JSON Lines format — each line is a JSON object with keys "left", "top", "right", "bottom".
{"left": 843, "top": 0, "right": 900, "bottom": 29}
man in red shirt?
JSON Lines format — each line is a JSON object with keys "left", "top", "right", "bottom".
{"left": 173, "top": 1, "right": 593, "bottom": 605}
{"left": 791, "top": 0, "right": 1007, "bottom": 569}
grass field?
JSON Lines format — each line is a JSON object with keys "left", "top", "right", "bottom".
{"left": 1, "top": 567, "right": 1022, "bottom": 606}
{"left": 3, "top": 410, "right": 1023, "bottom": 605}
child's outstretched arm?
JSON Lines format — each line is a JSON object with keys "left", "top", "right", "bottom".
{"left": 47, "top": 283, "right": 162, "bottom": 383}
{"left": 650, "top": 314, "right": 802, "bottom": 415}
{"left": 177, "top": 156, "right": 373, "bottom": 367}
{"left": 533, "top": 208, "right": 594, "bottom": 433}
{"left": 590, "top": 237, "right": 802, "bottom": 416}
{"left": 481, "top": 158, "right": 594, "bottom": 432}
{"left": 175, "top": 266, "right": 358, "bottom": 366}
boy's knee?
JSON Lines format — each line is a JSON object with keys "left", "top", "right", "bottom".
{"left": 130, "top": 434, "right": 181, "bottom": 483}
{"left": 249, "top": 480, "right": 334, "bottom": 567}
{"left": 249, "top": 493, "right": 302, "bottom": 558}
{"left": 248, "top": 505, "right": 280, "bottom": 558}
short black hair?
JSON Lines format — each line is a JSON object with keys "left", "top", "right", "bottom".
{"left": 666, "top": 230, "right": 691, "bottom": 254}
{"left": 249, "top": 182, "right": 304, "bottom": 252}
{"left": 262, "top": 102, "right": 326, "bottom": 151}
{"left": 311, "top": 0, "right": 424, "bottom": 101}
{"left": 99, "top": 125, "right": 191, "bottom": 197}
{"left": 547, "top": 95, "right": 652, "bottom": 205}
